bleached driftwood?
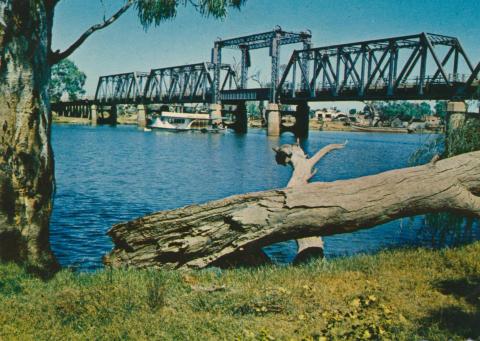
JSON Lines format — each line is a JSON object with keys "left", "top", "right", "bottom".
{"left": 105, "top": 149, "right": 480, "bottom": 269}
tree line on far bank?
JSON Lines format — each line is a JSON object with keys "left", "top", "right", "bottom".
{"left": 366, "top": 101, "right": 447, "bottom": 121}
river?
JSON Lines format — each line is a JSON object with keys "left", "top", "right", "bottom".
{"left": 49, "top": 125, "right": 477, "bottom": 270}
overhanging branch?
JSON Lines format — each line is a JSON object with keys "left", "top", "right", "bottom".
{"left": 49, "top": 0, "right": 134, "bottom": 64}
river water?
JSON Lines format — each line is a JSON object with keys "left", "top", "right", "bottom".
{"left": 49, "top": 125, "right": 477, "bottom": 270}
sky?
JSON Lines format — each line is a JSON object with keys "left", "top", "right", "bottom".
{"left": 52, "top": 0, "right": 480, "bottom": 111}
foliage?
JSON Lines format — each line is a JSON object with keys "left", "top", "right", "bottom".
{"left": 318, "top": 294, "right": 400, "bottom": 340}
{"left": 445, "top": 116, "right": 480, "bottom": 157}
{"left": 408, "top": 134, "right": 444, "bottom": 166}
{"left": 247, "top": 101, "right": 261, "bottom": 118}
{"left": 0, "top": 243, "right": 479, "bottom": 339}
{"left": 49, "top": 59, "right": 86, "bottom": 102}
{"left": 434, "top": 100, "right": 448, "bottom": 119}
{"left": 134, "top": 0, "right": 246, "bottom": 29}
{"left": 145, "top": 270, "right": 167, "bottom": 311}
{"left": 368, "top": 101, "right": 433, "bottom": 121}
{"left": 409, "top": 112, "right": 480, "bottom": 248}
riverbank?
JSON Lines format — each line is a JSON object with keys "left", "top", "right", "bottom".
{"left": 52, "top": 114, "right": 137, "bottom": 125}
{"left": 1, "top": 242, "right": 478, "bottom": 339}
{"left": 53, "top": 115, "right": 358, "bottom": 132}
{"left": 53, "top": 115, "right": 90, "bottom": 125}
{"left": 53, "top": 115, "right": 440, "bottom": 134}
{"left": 248, "top": 118, "right": 356, "bottom": 132}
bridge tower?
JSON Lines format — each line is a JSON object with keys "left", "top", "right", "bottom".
{"left": 212, "top": 27, "right": 312, "bottom": 136}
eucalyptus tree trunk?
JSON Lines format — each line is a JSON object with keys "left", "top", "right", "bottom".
{"left": 0, "top": 1, "right": 58, "bottom": 271}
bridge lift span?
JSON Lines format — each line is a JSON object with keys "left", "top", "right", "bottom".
{"left": 211, "top": 26, "right": 312, "bottom": 103}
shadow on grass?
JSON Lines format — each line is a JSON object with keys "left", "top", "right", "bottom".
{"left": 420, "top": 276, "right": 480, "bottom": 339}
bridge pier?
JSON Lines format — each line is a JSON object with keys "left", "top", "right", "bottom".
{"left": 137, "top": 104, "right": 148, "bottom": 127}
{"left": 447, "top": 101, "right": 467, "bottom": 129}
{"left": 446, "top": 101, "right": 467, "bottom": 156}
{"left": 109, "top": 105, "right": 118, "bottom": 125}
{"left": 267, "top": 103, "right": 281, "bottom": 136}
{"left": 91, "top": 105, "right": 98, "bottom": 126}
{"left": 233, "top": 102, "right": 248, "bottom": 134}
{"left": 294, "top": 102, "right": 310, "bottom": 139}
{"left": 209, "top": 104, "right": 223, "bottom": 124}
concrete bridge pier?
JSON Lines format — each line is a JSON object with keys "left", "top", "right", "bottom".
{"left": 267, "top": 103, "right": 281, "bottom": 136}
{"left": 109, "top": 105, "right": 118, "bottom": 125}
{"left": 137, "top": 104, "right": 148, "bottom": 127}
{"left": 210, "top": 103, "right": 223, "bottom": 125}
{"left": 446, "top": 101, "right": 467, "bottom": 130}
{"left": 233, "top": 102, "right": 248, "bottom": 134}
{"left": 91, "top": 104, "right": 98, "bottom": 126}
{"left": 446, "top": 101, "right": 467, "bottom": 155}
{"left": 445, "top": 100, "right": 480, "bottom": 156}
{"left": 294, "top": 102, "right": 310, "bottom": 139}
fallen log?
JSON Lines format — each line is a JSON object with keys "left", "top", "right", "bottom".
{"left": 104, "top": 149, "right": 480, "bottom": 270}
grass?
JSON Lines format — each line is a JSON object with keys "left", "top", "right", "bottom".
{"left": 0, "top": 243, "right": 479, "bottom": 340}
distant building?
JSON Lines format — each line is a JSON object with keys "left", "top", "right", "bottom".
{"left": 315, "top": 108, "right": 347, "bottom": 121}
{"left": 354, "top": 113, "right": 371, "bottom": 126}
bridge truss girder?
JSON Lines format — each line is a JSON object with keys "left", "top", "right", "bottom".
{"left": 95, "top": 72, "right": 149, "bottom": 104}
{"left": 278, "top": 32, "right": 480, "bottom": 103}
{"left": 143, "top": 62, "right": 237, "bottom": 104}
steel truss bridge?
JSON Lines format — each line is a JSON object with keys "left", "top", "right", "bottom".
{"left": 54, "top": 28, "right": 479, "bottom": 122}
{"left": 94, "top": 63, "right": 238, "bottom": 105}
{"left": 278, "top": 33, "right": 480, "bottom": 103}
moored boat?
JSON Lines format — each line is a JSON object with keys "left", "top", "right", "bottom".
{"left": 149, "top": 111, "right": 226, "bottom": 133}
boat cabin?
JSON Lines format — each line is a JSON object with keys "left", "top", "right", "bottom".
{"left": 150, "top": 111, "right": 222, "bottom": 131}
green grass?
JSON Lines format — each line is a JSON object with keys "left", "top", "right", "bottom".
{"left": 1, "top": 243, "right": 479, "bottom": 340}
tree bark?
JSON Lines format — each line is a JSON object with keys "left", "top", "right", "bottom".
{"left": 105, "top": 150, "right": 480, "bottom": 270}
{"left": 0, "top": 1, "right": 58, "bottom": 271}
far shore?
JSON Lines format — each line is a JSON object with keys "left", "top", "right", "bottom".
{"left": 53, "top": 115, "right": 441, "bottom": 134}
{"left": 53, "top": 114, "right": 138, "bottom": 126}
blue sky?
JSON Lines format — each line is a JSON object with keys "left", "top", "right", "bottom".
{"left": 52, "top": 0, "right": 480, "bottom": 110}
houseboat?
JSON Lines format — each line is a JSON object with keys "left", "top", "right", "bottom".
{"left": 149, "top": 111, "right": 226, "bottom": 133}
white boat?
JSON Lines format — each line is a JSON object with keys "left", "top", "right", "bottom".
{"left": 149, "top": 111, "right": 226, "bottom": 133}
